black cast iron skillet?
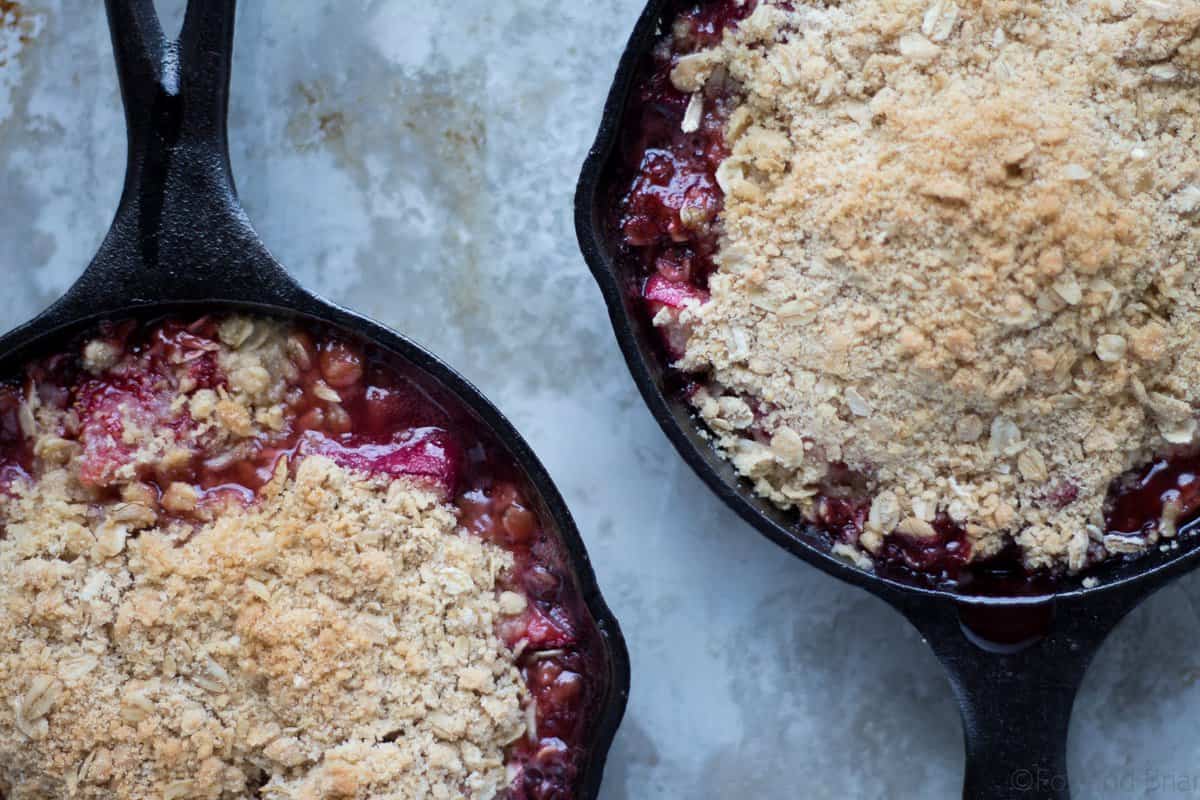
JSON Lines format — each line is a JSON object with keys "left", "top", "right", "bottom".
{"left": 575, "top": 2, "right": 1200, "bottom": 797}
{"left": 0, "top": 1, "right": 629, "bottom": 797}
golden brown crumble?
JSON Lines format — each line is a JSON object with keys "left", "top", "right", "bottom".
{"left": 667, "top": 0, "right": 1200, "bottom": 569}
{"left": 0, "top": 453, "right": 527, "bottom": 799}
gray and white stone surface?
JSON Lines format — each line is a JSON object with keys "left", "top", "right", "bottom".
{"left": 2, "top": 2, "right": 1199, "bottom": 797}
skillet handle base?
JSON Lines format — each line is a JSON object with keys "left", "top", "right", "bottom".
{"left": 897, "top": 596, "right": 1132, "bottom": 800}
{"left": 56, "top": 0, "right": 304, "bottom": 317}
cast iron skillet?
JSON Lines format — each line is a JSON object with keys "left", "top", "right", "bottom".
{"left": 576, "top": 2, "right": 1200, "bottom": 798}
{"left": 0, "top": 0, "right": 629, "bottom": 797}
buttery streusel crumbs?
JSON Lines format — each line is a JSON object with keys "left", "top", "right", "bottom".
{"left": 0, "top": 456, "right": 526, "bottom": 799}
{"left": 664, "top": 0, "right": 1200, "bottom": 570}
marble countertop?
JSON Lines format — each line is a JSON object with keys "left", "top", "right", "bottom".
{"left": 3, "top": 1, "right": 1200, "bottom": 797}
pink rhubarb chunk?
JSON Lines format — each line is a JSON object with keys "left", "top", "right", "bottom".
{"left": 298, "top": 427, "right": 461, "bottom": 490}
{"left": 643, "top": 274, "right": 709, "bottom": 309}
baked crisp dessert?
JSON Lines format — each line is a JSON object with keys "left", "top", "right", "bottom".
{"left": 619, "top": 0, "right": 1200, "bottom": 582}
{"left": 0, "top": 316, "right": 600, "bottom": 799}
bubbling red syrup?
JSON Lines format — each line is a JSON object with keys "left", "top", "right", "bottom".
{"left": 616, "top": 0, "right": 1200, "bottom": 589}
{"left": 1106, "top": 456, "right": 1200, "bottom": 537}
{"left": 0, "top": 316, "right": 604, "bottom": 798}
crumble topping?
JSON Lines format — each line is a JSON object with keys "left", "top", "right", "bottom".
{"left": 665, "top": 0, "right": 1200, "bottom": 570}
{"left": 0, "top": 455, "right": 526, "bottom": 799}
{"left": 0, "top": 316, "right": 602, "bottom": 799}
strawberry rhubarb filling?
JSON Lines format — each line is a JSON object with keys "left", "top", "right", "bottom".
{"left": 618, "top": 0, "right": 1200, "bottom": 587}
{"left": 0, "top": 316, "right": 600, "bottom": 799}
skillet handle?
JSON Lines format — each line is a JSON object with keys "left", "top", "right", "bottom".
{"left": 896, "top": 592, "right": 1145, "bottom": 800}
{"left": 107, "top": 0, "right": 236, "bottom": 181}
{"left": 60, "top": 0, "right": 304, "bottom": 313}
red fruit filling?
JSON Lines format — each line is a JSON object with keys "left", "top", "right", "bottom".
{"left": 0, "top": 316, "right": 605, "bottom": 797}
{"left": 616, "top": 2, "right": 748, "bottom": 354}
{"left": 615, "top": 0, "right": 1200, "bottom": 589}
{"left": 1107, "top": 457, "right": 1200, "bottom": 537}
{"left": 296, "top": 427, "right": 462, "bottom": 487}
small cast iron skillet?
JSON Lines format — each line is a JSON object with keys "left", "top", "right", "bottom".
{"left": 576, "top": 2, "right": 1200, "bottom": 797}
{"left": 0, "top": 1, "right": 629, "bottom": 796}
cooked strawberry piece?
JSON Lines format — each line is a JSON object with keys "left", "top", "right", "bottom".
{"left": 457, "top": 488, "right": 497, "bottom": 536}
{"left": 527, "top": 659, "right": 587, "bottom": 742}
{"left": 497, "top": 600, "right": 575, "bottom": 651}
{"left": 1046, "top": 480, "right": 1080, "bottom": 509}
{"left": 643, "top": 275, "right": 709, "bottom": 360}
{"left": 814, "top": 495, "right": 870, "bottom": 545}
{"left": 183, "top": 351, "right": 220, "bottom": 391}
{"left": 151, "top": 325, "right": 223, "bottom": 391}
{"left": 511, "top": 738, "right": 578, "bottom": 800}
{"left": 653, "top": 248, "right": 697, "bottom": 284}
{"left": 359, "top": 384, "right": 426, "bottom": 436}
{"left": 501, "top": 503, "right": 539, "bottom": 546}
{"left": 622, "top": 150, "right": 722, "bottom": 247}
{"left": 160, "top": 330, "right": 220, "bottom": 358}
{"left": 318, "top": 341, "right": 364, "bottom": 390}
{"left": 74, "top": 376, "right": 176, "bottom": 487}
{"left": 521, "top": 604, "right": 576, "bottom": 650}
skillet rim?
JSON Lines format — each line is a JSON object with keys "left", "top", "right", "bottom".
{"left": 0, "top": 294, "right": 632, "bottom": 800}
{"left": 572, "top": 0, "right": 1200, "bottom": 609}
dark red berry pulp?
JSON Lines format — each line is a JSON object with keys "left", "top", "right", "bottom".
{"left": 615, "top": 0, "right": 1200, "bottom": 589}
{"left": 0, "top": 316, "right": 605, "bottom": 797}
{"left": 614, "top": 3, "right": 756, "bottom": 361}
{"left": 1107, "top": 456, "right": 1200, "bottom": 537}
